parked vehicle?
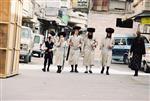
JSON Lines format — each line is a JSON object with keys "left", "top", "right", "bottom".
{"left": 112, "top": 34, "right": 150, "bottom": 73}
{"left": 112, "top": 34, "right": 135, "bottom": 64}
{"left": 32, "top": 34, "right": 44, "bottom": 57}
{"left": 20, "top": 26, "right": 34, "bottom": 63}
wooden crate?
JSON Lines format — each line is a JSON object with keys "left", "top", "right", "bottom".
{"left": 10, "top": 0, "right": 18, "bottom": 24}
{"left": 15, "top": 26, "right": 21, "bottom": 50}
{"left": 16, "top": 0, "right": 23, "bottom": 26}
{"left": 12, "top": 50, "right": 20, "bottom": 74}
{"left": 0, "top": 0, "right": 10, "bottom": 22}
{"left": 0, "top": 0, "right": 23, "bottom": 78}
{"left": 0, "top": 24, "right": 8, "bottom": 48}
{"left": 0, "top": 50, "right": 16, "bottom": 78}
{"left": 0, "top": 50, "right": 6, "bottom": 75}
{"left": 7, "top": 23, "right": 16, "bottom": 49}
{"left": 5, "top": 50, "right": 15, "bottom": 74}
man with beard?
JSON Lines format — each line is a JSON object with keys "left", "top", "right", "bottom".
{"left": 82, "top": 28, "right": 98, "bottom": 73}
{"left": 130, "top": 31, "right": 146, "bottom": 76}
{"left": 68, "top": 26, "right": 82, "bottom": 73}
{"left": 54, "top": 32, "right": 66, "bottom": 73}
{"left": 100, "top": 28, "right": 115, "bottom": 75}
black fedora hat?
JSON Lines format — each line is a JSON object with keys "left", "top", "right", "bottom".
{"left": 106, "top": 28, "right": 114, "bottom": 33}
{"left": 87, "top": 28, "right": 95, "bottom": 33}
{"left": 73, "top": 26, "right": 81, "bottom": 30}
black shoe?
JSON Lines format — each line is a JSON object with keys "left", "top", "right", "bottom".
{"left": 106, "top": 71, "right": 109, "bottom": 75}
{"left": 42, "top": 68, "right": 46, "bottom": 72}
{"left": 89, "top": 70, "right": 92, "bottom": 74}
{"left": 134, "top": 74, "right": 138, "bottom": 76}
{"left": 70, "top": 65, "right": 74, "bottom": 72}
{"left": 106, "top": 67, "right": 109, "bottom": 75}
{"left": 134, "top": 70, "right": 138, "bottom": 76}
{"left": 57, "top": 68, "right": 59, "bottom": 73}
{"left": 75, "top": 70, "right": 79, "bottom": 73}
{"left": 57, "top": 70, "right": 61, "bottom": 73}
{"left": 101, "top": 67, "right": 104, "bottom": 74}
{"left": 47, "top": 68, "right": 49, "bottom": 72}
{"left": 75, "top": 65, "right": 78, "bottom": 73}
{"left": 84, "top": 71, "right": 88, "bottom": 73}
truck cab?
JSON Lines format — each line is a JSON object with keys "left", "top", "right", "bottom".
{"left": 20, "top": 26, "right": 34, "bottom": 63}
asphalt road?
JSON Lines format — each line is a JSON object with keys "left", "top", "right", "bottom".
{"left": 1, "top": 57, "right": 150, "bottom": 101}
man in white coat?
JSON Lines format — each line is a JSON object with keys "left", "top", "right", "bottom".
{"left": 68, "top": 26, "right": 82, "bottom": 73}
{"left": 82, "top": 28, "right": 98, "bottom": 73}
{"left": 100, "top": 28, "right": 114, "bottom": 75}
{"left": 54, "top": 32, "right": 66, "bottom": 73}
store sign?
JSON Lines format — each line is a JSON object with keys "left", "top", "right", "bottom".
{"left": 58, "top": 7, "right": 69, "bottom": 25}
{"left": 141, "top": 17, "right": 150, "bottom": 24}
{"left": 77, "top": 0, "right": 88, "bottom": 8}
{"left": 72, "top": 0, "right": 89, "bottom": 8}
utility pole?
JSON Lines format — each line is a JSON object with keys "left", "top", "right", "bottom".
{"left": 87, "top": 0, "right": 91, "bottom": 27}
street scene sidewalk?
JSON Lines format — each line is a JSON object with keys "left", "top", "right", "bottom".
{"left": 1, "top": 57, "right": 150, "bottom": 101}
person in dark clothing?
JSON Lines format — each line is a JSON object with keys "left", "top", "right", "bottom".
{"left": 130, "top": 31, "right": 146, "bottom": 76}
{"left": 42, "top": 34, "right": 54, "bottom": 72}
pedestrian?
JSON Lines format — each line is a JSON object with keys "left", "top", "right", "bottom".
{"left": 100, "top": 28, "right": 114, "bottom": 75}
{"left": 54, "top": 32, "right": 67, "bottom": 73}
{"left": 67, "top": 26, "right": 82, "bottom": 73}
{"left": 82, "top": 28, "right": 98, "bottom": 73}
{"left": 42, "top": 33, "right": 54, "bottom": 72}
{"left": 130, "top": 31, "right": 146, "bottom": 76}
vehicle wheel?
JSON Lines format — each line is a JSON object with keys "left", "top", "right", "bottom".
{"left": 24, "top": 55, "right": 29, "bottom": 63}
{"left": 38, "top": 53, "right": 41, "bottom": 58}
{"left": 123, "top": 55, "right": 129, "bottom": 64}
{"left": 143, "top": 62, "right": 150, "bottom": 73}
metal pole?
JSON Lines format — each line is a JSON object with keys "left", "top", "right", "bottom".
{"left": 87, "top": 0, "right": 91, "bottom": 28}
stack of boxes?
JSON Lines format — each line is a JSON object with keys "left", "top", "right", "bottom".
{"left": 0, "top": 0, "right": 23, "bottom": 78}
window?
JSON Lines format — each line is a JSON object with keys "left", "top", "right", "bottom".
{"left": 21, "top": 28, "right": 30, "bottom": 38}
{"left": 114, "top": 39, "right": 120, "bottom": 45}
{"left": 127, "top": 38, "right": 134, "bottom": 45}
{"left": 115, "top": 38, "right": 126, "bottom": 45}
{"left": 34, "top": 36, "right": 40, "bottom": 44}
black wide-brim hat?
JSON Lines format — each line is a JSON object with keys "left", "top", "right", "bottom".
{"left": 58, "top": 32, "right": 66, "bottom": 37}
{"left": 87, "top": 28, "right": 95, "bottom": 33}
{"left": 106, "top": 28, "right": 114, "bottom": 33}
{"left": 73, "top": 26, "right": 81, "bottom": 30}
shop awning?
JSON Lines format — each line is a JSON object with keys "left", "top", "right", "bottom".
{"left": 128, "top": 11, "right": 150, "bottom": 22}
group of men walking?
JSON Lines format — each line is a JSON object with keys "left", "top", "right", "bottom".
{"left": 41, "top": 26, "right": 146, "bottom": 77}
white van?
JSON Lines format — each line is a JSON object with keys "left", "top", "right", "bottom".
{"left": 20, "top": 26, "right": 34, "bottom": 63}
{"left": 32, "top": 34, "right": 44, "bottom": 57}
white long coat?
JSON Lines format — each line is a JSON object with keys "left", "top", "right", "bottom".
{"left": 83, "top": 37, "right": 97, "bottom": 66}
{"left": 68, "top": 35, "right": 82, "bottom": 65}
{"left": 100, "top": 38, "right": 114, "bottom": 67}
{"left": 54, "top": 40, "right": 66, "bottom": 66}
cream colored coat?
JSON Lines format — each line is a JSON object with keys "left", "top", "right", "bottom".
{"left": 83, "top": 37, "right": 97, "bottom": 66}
{"left": 54, "top": 40, "right": 66, "bottom": 66}
{"left": 68, "top": 35, "right": 82, "bottom": 65}
{"left": 100, "top": 38, "right": 114, "bottom": 67}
